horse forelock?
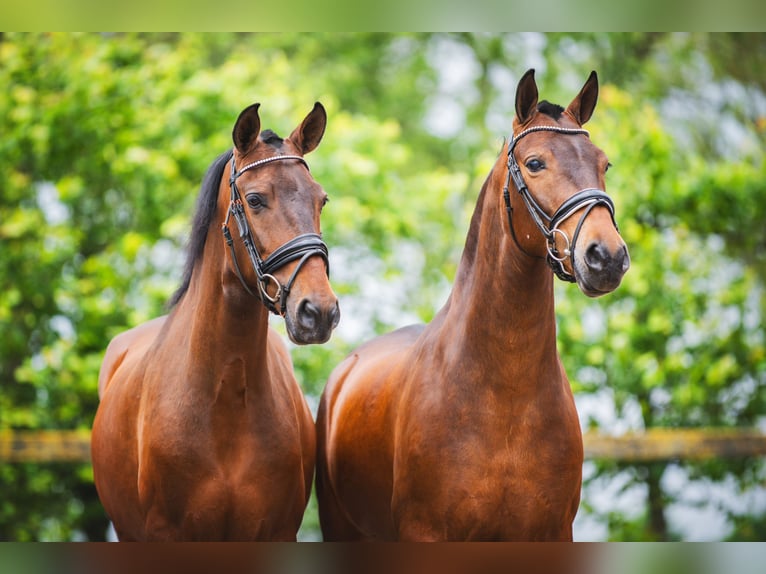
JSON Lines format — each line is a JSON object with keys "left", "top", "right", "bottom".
{"left": 168, "top": 149, "right": 234, "bottom": 308}
{"left": 260, "top": 129, "right": 284, "bottom": 146}
{"left": 536, "top": 100, "right": 565, "bottom": 120}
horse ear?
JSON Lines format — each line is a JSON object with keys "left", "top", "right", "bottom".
{"left": 566, "top": 71, "right": 599, "bottom": 125}
{"left": 232, "top": 103, "right": 261, "bottom": 155}
{"left": 515, "top": 69, "right": 538, "bottom": 125}
{"left": 289, "top": 102, "right": 327, "bottom": 155}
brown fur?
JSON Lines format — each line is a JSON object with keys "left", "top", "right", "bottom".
{"left": 92, "top": 103, "right": 337, "bottom": 540}
{"left": 316, "top": 71, "right": 629, "bottom": 541}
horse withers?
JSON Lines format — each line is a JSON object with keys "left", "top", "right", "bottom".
{"left": 316, "top": 70, "right": 629, "bottom": 541}
{"left": 92, "top": 102, "right": 339, "bottom": 540}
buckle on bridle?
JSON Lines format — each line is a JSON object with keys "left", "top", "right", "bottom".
{"left": 547, "top": 228, "right": 571, "bottom": 262}
{"left": 258, "top": 274, "right": 282, "bottom": 305}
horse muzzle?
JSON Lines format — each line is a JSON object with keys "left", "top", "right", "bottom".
{"left": 574, "top": 240, "right": 630, "bottom": 297}
{"left": 285, "top": 296, "right": 341, "bottom": 345}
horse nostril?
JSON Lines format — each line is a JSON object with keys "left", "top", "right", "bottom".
{"left": 297, "top": 299, "right": 340, "bottom": 332}
{"left": 329, "top": 301, "right": 341, "bottom": 329}
{"left": 584, "top": 243, "right": 630, "bottom": 276}
{"left": 620, "top": 245, "right": 630, "bottom": 273}
{"left": 298, "top": 299, "right": 320, "bottom": 330}
{"left": 584, "top": 242, "right": 609, "bottom": 272}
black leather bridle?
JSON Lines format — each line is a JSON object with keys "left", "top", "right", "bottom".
{"left": 502, "top": 125, "right": 618, "bottom": 283}
{"left": 222, "top": 154, "right": 329, "bottom": 315}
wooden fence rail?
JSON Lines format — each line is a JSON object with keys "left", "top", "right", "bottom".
{"left": 583, "top": 428, "right": 766, "bottom": 461}
{"left": 2, "top": 428, "right": 766, "bottom": 464}
{"left": 1, "top": 430, "right": 92, "bottom": 463}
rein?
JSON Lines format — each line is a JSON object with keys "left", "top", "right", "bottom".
{"left": 502, "top": 125, "right": 617, "bottom": 283}
{"left": 222, "top": 154, "right": 329, "bottom": 315}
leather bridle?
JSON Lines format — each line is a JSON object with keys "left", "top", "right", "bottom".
{"left": 502, "top": 125, "right": 618, "bottom": 283}
{"left": 222, "top": 154, "right": 329, "bottom": 315}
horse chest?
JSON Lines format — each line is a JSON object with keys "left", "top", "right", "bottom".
{"left": 144, "top": 381, "right": 303, "bottom": 481}
{"left": 134, "top": 367, "right": 307, "bottom": 538}
{"left": 393, "top": 387, "right": 582, "bottom": 540}
{"left": 395, "top": 441, "right": 581, "bottom": 540}
{"left": 136, "top": 415, "right": 306, "bottom": 540}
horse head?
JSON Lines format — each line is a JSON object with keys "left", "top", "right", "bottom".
{"left": 507, "top": 69, "right": 629, "bottom": 296}
{"left": 226, "top": 102, "right": 340, "bottom": 343}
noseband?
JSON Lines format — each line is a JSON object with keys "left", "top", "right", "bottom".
{"left": 222, "top": 154, "right": 329, "bottom": 315}
{"left": 502, "top": 125, "right": 618, "bottom": 283}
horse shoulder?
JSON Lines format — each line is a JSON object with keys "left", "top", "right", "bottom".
{"left": 323, "top": 323, "right": 425, "bottom": 430}
{"left": 317, "top": 324, "right": 424, "bottom": 538}
{"left": 93, "top": 315, "right": 168, "bottom": 539}
{"left": 98, "top": 315, "right": 168, "bottom": 399}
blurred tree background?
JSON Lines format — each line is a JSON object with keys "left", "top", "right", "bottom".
{"left": 0, "top": 33, "right": 764, "bottom": 541}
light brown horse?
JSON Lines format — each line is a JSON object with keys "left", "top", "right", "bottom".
{"left": 316, "top": 70, "right": 629, "bottom": 541}
{"left": 92, "top": 102, "right": 339, "bottom": 541}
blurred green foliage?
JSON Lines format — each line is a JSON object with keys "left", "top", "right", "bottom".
{"left": 0, "top": 33, "right": 764, "bottom": 541}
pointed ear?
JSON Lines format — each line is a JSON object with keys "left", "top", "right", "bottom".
{"left": 566, "top": 71, "right": 599, "bottom": 125}
{"left": 515, "top": 69, "right": 538, "bottom": 125}
{"left": 232, "top": 103, "right": 261, "bottom": 155}
{"left": 289, "top": 102, "right": 327, "bottom": 155}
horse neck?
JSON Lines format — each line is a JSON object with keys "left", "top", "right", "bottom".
{"left": 174, "top": 220, "right": 272, "bottom": 383}
{"left": 439, "top": 166, "right": 559, "bottom": 377}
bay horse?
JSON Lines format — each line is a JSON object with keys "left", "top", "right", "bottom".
{"left": 91, "top": 102, "right": 339, "bottom": 541}
{"left": 316, "top": 70, "right": 629, "bottom": 541}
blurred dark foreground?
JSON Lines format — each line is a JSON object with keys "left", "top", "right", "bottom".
{"left": 1, "top": 542, "right": 764, "bottom": 574}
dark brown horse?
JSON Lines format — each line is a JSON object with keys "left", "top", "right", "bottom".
{"left": 316, "top": 70, "right": 629, "bottom": 541}
{"left": 92, "top": 102, "right": 339, "bottom": 540}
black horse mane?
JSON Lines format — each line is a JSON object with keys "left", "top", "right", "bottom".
{"left": 167, "top": 148, "right": 234, "bottom": 308}
{"left": 537, "top": 100, "right": 565, "bottom": 119}
{"left": 458, "top": 171, "right": 489, "bottom": 275}
{"left": 167, "top": 129, "right": 287, "bottom": 308}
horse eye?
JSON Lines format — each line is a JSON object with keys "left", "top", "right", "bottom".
{"left": 525, "top": 159, "right": 545, "bottom": 172}
{"left": 245, "top": 193, "right": 265, "bottom": 210}
{"left": 605, "top": 162, "right": 613, "bottom": 173}
{"left": 321, "top": 196, "right": 329, "bottom": 209}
